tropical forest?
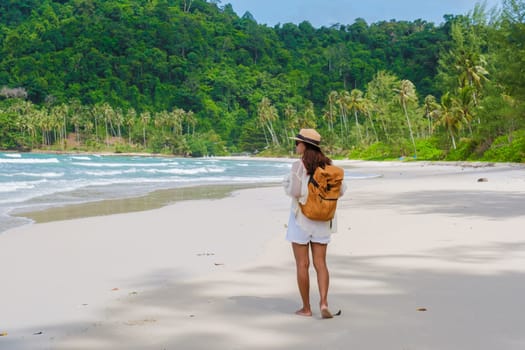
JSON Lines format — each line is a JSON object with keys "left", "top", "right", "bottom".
{"left": 0, "top": 0, "right": 524, "bottom": 162}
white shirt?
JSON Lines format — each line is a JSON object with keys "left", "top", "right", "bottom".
{"left": 283, "top": 160, "right": 346, "bottom": 237}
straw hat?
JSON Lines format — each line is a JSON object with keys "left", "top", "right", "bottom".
{"left": 291, "top": 128, "right": 321, "bottom": 148}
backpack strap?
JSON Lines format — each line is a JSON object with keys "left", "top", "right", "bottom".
{"left": 308, "top": 174, "right": 319, "bottom": 188}
{"left": 308, "top": 167, "right": 320, "bottom": 188}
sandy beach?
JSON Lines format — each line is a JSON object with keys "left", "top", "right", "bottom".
{"left": 1, "top": 160, "right": 524, "bottom": 350}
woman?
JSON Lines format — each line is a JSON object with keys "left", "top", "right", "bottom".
{"left": 283, "top": 128, "right": 345, "bottom": 319}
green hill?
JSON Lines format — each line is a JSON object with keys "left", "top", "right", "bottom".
{"left": 0, "top": 0, "right": 523, "bottom": 161}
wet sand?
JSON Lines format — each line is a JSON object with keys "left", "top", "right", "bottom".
{"left": 13, "top": 184, "right": 272, "bottom": 223}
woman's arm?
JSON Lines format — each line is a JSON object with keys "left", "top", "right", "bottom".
{"left": 284, "top": 160, "right": 305, "bottom": 198}
{"left": 288, "top": 161, "right": 304, "bottom": 198}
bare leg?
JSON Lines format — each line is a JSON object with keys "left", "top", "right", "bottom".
{"left": 311, "top": 242, "right": 332, "bottom": 318}
{"left": 292, "top": 242, "right": 312, "bottom": 316}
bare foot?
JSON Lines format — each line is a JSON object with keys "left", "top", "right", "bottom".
{"left": 295, "top": 308, "right": 312, "bottom": 317}
{"left": 320, "top": 306, "right": 333, "bottom": 319}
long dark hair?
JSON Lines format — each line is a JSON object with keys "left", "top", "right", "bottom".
{"left": 301, "top": 143, "right": 332, "bottom": 175}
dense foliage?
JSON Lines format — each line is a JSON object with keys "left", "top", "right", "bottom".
{"left": 0, "top": 0, "right": 524, "bottom": 161}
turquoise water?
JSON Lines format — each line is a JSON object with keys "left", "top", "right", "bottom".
{"left": 0, "top": 153, "right": 293, "bottom": 233}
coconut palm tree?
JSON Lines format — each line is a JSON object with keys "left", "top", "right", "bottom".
{"left": 114, "top": 107, "right": 123, "bottom": 139}
{"left": 140, "top": 111, "right": 151, "bottom": 147}
{"left": 456, "top": 51, "right": 489, "bottom": 107}
{"left": 347, "top": 89, "right": 366, "bottom": 142}
{"left": 394, "top": 79, "right": 418, "bottom": 157}
{"left": 48, "top": 105, "right": 64, "bottom": 147}
{"left": 69, "top": 99, "right": 84, "bottom": 144}
{"left": 423, "top": 95, "right": 440, "bottom": 136}
{"left": 366, "top": 70, "right": 398, "bottom": 142}
{"left": 299, "top": 100, "right": 317, "bottom": 129}
{"left": 454, "top": 86, "right": 476, "bottom": 137}
{"left": 36, "top": 108, "right": 53, "bottom": 146}
{"left": 437, "top": 92, "right": 462, "bottom": 150}
{"left": 155, "top": 110, "right": 170, "bottom": 135}
{"left": 171, "top": 108, "right": 185, "bottom": 137}
{"left": 441, "top": 22, "right": 489, "bottom": 114}
{"left": 326, "top": 90, "right": 338, "bottom": 132}
{"left": 257, "top": 97, "right": 279, "bottom": 147}
{"left": 283, "top": 104, "right": 298, "bottom": 148}
{"left": 90, "top": 104, "right": 104, "bottom": 143}
{"left": 335, "top": 90, "right": 350, "bottom": 139}
{"left": 361, "top": 95, "right": 378, "bottom": 143}
{"left": 100, "top": 103, "right": 115, "bottom": 147}
{"left": 8, "top": 100, "right": 37, "bottom": 147}
{"left": 50, "top": 103, "right": 69, "bottom": 148}
{"left": 124, "top": 108, "right": 137, "bottom": 145}
{"left": 184, "top": 110, "right": 197, "bottom": 136}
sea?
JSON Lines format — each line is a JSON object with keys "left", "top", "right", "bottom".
{"left": 0, "top": 152, "right": 375, "bottom": 234}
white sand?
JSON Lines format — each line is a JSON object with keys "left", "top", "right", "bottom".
{"left": 1, "top": 161, "right": 524, "bottom": 349}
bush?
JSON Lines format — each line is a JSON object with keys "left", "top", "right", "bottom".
{"left": 481, "top": 131, "right": 525, "bottom": 163}
{"left": 258, "top": 143, "right": 292, "bottom": 157}
{"left": 347, "top": 139, "right": 445, "bottom": 161}
{"left": 445, "top": 138, "right": 479, "bottom": 161}
{"left": 148, "top": 134, "right": 172, "bottom": 153}
{"left": 347, "top": 141, "right": 401, "bottom": 160}
{"left": 188, "top": 137, "right": 207, "bottom": 157}
{"left": 414, "top": 139, "right": 444, "bottom": 160}
{"left": 114, "top": 142, "right": 143, "bottom": 154}
{"left": 187, "top": 131, "right": 228, "bottom": 157}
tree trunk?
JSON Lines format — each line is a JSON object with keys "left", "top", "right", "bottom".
{"left": 354, "top": 110, "right": 362, "bottom": 141}
{"left": 402, "top": 102, "right": 417, "bottom": 158}
{"left": 449, "top": 128, "right": 457, "bottom": 149}
{"left": 367, "top": 112, "right": 379, "bottom": 142}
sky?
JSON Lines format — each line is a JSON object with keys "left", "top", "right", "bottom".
{"left": 222, "top": 0, "right": 502, "bottom": 27}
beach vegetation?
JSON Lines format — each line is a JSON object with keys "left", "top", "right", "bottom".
{"left": 0, "top": 0, "right": 524, "bottom": 162}
{"left": 347, "top": 141, "right": 411, "bottom": 161}
{"left": 444, "top": 138, "right": 480, "bottom": 161}
{"left": 415, "top": 139, "right": 445, "bottom": 160}
{"left": 481, "top": 130, "right": 525, "bottom": 163}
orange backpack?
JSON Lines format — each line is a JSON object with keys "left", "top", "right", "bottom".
{"left": 299, "top": 165, "right": 344, "bottom": 221}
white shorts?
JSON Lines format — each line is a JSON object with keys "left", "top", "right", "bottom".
{"left": 286, "top": 212, "right": 331, "bottom": 245}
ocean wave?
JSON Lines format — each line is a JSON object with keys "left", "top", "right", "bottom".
{"left": 0, "top": 172, "right": 64, "bottom": 178}
{"left": 0, "top": 179, "right": 47, "bottom": 193}
{"left": 142, "top": 167, "right": 226, "bottom": 175}
{"left": 138, "top": 157, "right": 179, "bottom": 165}
{"left": 0, "top": 180, "right": 82, "bottom": 205}
{"left": 83, "top": 169, "right": 138, "bottom": 176}
{"left": 81, "top": 166, "right": 226, "bottom": 177}
{"left": 0, "top": 158, "right": 59, "bottom": 164}
{"left": 70, "top": 156, "right": 91, "bottom": 160}
{"left": 274, "top": 162, "right": 293, "bottom": 168}
{"left": 71, "top": 162, "right": 169, "bottom": 168}
{"left": 72, "top": 174, "right": 283, "bottom": 188}
{"left": 2, "top": 153, "right": 22, "bottom": 158}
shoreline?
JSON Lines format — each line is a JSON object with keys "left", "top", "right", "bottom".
{"left": 12, "top": 183, "right": 277, "bottom": 224}
{"left": 5, "top": 148, "right": 524, "bottom": 165}
{"left": 4, "top": 157, "right": 522, "bottom": 233}
{"left": 0, "top": 154, "right": 295, "bottom": 234}
{"left": 1, "top": 161, "right": 524, "bottom": 349}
